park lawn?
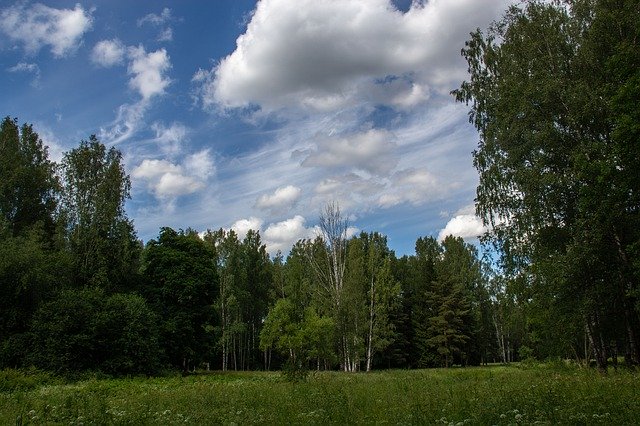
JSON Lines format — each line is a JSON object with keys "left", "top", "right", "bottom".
{"left": 1, "top": 363, "right": 638, "bottom": 425}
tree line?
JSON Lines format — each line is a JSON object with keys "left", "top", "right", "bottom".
{"left": 0, "top": 122, "right": 500, "bottom": 375}
{"left": 1, "top": 0, "right": 638, "bottom": 376}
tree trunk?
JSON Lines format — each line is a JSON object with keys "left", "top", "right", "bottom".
{"left": 586, "top": 314, "right": 607, "bottom": 372}
{"left": 366, "top": 276, "right": 375, "bottom": 372}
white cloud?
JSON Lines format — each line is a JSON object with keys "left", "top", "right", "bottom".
{"left": 91, "top": 39, "right": 125, "bottom": 67}
{"left": 184, "top": 149, "right": 215, "bottom": 180}
{"left": 302, "top": 129, "right": 397, "bottom": 176}
{"left": 137, "top": 8, "right": 174, "bottom": 42}
{"left": 378, "top": 168, "right": 441, "bottom": 207}
{"left": 131, "top": 159, "right": 181, "bottom": 180}
{"left": 196, "top": 0, "right": 509, "bottom": 113}
{"left": 132, "top": 157, "right": 208, "bottom": 200}
{"left": 231, "top": 217, "right": 264, "bottom": 240}
{"left": 264, "top": 215, "right": 315, "bottom": 254}
{"left": 35, "top": 126, "right": 66, "bottom": 163}
{"left": 7, "top": 62, "right": 41, "bottom": 87}
{"left": 438, "top": 214, "right": 486, "bottom": 242}
{"left": 99, "top": 45, "right": 172, "bottom": 144}
{"left": 150, "top": 121, "right": 188, "bottom": 156}
{"left": 255, "top": 185, "right": 301, "bottom": 212}
{"left": 155, "top": 172, "right": 203, "bottom": 198}
{"left": 137, "top": 7, "right": 172, "bottom": 27}
{"left": 0, "top": 3, "right": 92, "bottom": 57}
{"left": 127, "top": 45, "right": 171, "bottom": 100}
{"left": 158, "top": 27, "right": 173, "bottom": 42}
{"left": 99, "top": 102, "right": 146, "bottom": 145}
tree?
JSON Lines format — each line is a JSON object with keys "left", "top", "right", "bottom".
{"left": 141, "top": 227, "right": 218, "bottom": 372}
{"left": 60, "top": 136, "right": 140, "bottom": 291}
{"left": 0, "top": 117, "right": 59, "bottom": 237}
{"left": 0, "top": 226, "right": 71, "bottom": 368}
{"left": 0, "top": 118, "right": 67, "bottom": 368}
{"left": 305, "top": 202, "right": 354, "bottom": 370}
{"left": 29, "top": 288, "right": 160, "bottom": 375}
{"left": 346, "top": 232, "right": 400, "bottom": 371}
{"left": 453, "top": 0, "right": 640, "bottom": 369}
{"left": 259, "top": 299, "right": 334, "bottom": 379}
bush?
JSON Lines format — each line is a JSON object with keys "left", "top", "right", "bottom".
{"left": 29, "top": 288, "right": 161, "bottom": 376}
{"left": 281, "top": 358, "right": 309, "bottom": 382}
{"left": 0, "top": 368, "right": 60, "bottom": 392}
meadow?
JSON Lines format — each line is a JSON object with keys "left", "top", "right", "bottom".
{"left": 2, "top": 363, "right": 639, "bottom": 425}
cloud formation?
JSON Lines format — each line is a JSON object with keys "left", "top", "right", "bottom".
{"left": 255, "top": 185, "right": 301, "bottom": 212}
{"left": 437, "top": 205, "right": 486, "bottom": 241}
{"left": 137, "top": 8, "right": 174, "bottom": 42}
{"left": 231, "top": 217, "right": 264, "bottom": 240}
{"left": 378, "top": 168, "right": 442, "bottom": 207}
{"left": 127, "top": 45, "right": 171, "bottom": 100}
{"left": 91, "top": 39, "right": 125, "bottom": 67}
{"left": 150, "top": 121, "right": 188, "bottom": 156}
{"left": 7, "top": 62, "right": 41, "bottom": 86}
{"left": 195, "top": 0, "right": 508, "bottom": 113}
{"left": 99, "top": 45, "right": 172, "bottom": 144}
{"left": 302, "top": 129, "right": 397, "bottom": 176}
{"left": 132, "top": 150, "right": 214, "bottom": 200}
{"left": 263, "top": 215, "right": 315, "bottom": 254}
{"left": 0, "top": 3, "right": 92, "bottom": 57}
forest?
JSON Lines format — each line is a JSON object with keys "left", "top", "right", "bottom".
{"left": 1, "top": 0, "right": 638, "bottom": 378}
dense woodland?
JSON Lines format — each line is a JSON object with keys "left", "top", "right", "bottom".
{"left": 1, "top": 0, "right": 638, "bottom": 376}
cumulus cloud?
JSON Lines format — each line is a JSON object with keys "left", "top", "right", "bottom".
{"left": 194, "top": 0, "right": 509, "bottom": 113}
{"left": 0, "top": 3, "right": 92, "bottom": 57}
{"left": 263, "top": 215, "right": 315, "bottom": 254}
{"left": 438, "top": 214, "right": 486, "bottom": 242}
{"left": 132, "top": 153, "right": 213, "bottom": 200}
{"left": 231, "top": 217, "right": 264, "bottom": 240}
{"left": 91, "top": 39, "right": 125, "bottom": 67}
{"left": 127, "top": 45, "right": 171, "bottom": 100}
{"left": 255, "top": 185, "right": 301, "bottom": 212}
{"left": 302, "top": 129, "right": 398, "bottom": 176}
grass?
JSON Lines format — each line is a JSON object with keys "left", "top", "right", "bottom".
{"left": 1, "top": 363, "right": 639, "bottom": 424}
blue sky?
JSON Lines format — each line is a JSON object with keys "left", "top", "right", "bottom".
{"left": 0, "top": 0, "right": 511, "bottom": 256}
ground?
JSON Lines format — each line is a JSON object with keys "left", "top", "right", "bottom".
{"left": 1, "top": 363, "right": 638, "bottom": 424}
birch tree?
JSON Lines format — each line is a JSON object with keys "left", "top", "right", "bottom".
{"left": 453, "top": 0, "right": 640, "bottom": 369}
{"left": 305, "top": 202, "right": 355, "bottom": 370}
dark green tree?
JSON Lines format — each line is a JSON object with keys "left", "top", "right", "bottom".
{"left": 0, "top": 117, "right": 59, "bottom": 237}
{"left": 141, "top": 227, "right": 218, "bottom": 372}
{"left": 0, "top": 118, "right": 67, "bottom": 368}
{"left": 30, "top": 288, "right": 160, "bottom": 375}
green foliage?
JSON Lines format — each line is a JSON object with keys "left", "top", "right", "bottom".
{"left": 453, "top": 0, "right": 640, "bottom": 368}
{"left": 1, "top": 366, "right": 639, "bottom": 424}
{"left": 142, "top": 227, "right": 218, "bottom": 371}
{"left": 0, "top": 368, "right": 60, "bottom": 392}
{"left": 0, "top": 226, "right": 71, "bottom": 367}
{"left": 29, "top": 288, "right": 161, "bottom": 376}
{"left": 60, "top": 136, "right": 139, "bottom": 291}
{"left": 0, "top": 117, "right": 59, "bottom": 237}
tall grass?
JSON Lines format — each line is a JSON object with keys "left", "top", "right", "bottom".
{"left": 1, "top": 364, "right": 638, "bottom": 424}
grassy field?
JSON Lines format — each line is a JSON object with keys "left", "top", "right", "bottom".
{"left": 1, "top": 363, "right": 639, "bottom": 425}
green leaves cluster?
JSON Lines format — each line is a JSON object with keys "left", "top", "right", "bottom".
{"left": 454, "top": 0, "right": 640, "bottom": 368}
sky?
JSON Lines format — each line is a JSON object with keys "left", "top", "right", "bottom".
{"left": 0, "top": 0, "right": 512, "bottom": 256}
